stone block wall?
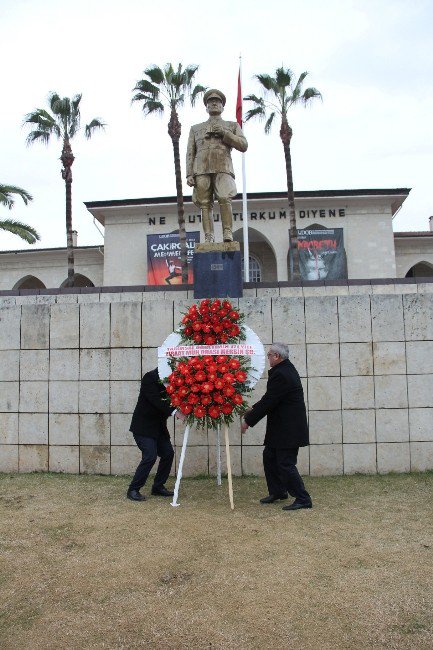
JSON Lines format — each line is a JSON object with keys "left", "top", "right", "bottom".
{"left": 1, "top": 281, "right": 432, "bottom": 477}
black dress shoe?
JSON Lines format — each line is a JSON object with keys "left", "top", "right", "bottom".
{"left": 127, "top": 489, "right": 145, "bottom": 502}
{"left": 260, "top": 493, "right": 288, "bottom": 504}
{"left": 282, "top": 500, "right": 312, "bottom": 511}
{"left": 151, "top": 486, "right": 174, "bottom": 497}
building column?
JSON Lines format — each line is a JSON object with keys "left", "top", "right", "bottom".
{"left": 275, "top": 244, "right": 289, "bottom": 282}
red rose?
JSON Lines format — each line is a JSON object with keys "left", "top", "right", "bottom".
{"left": 230, "top": 325, "right": 240, "bottom": 337}
{"left": 214, "top": 378, "right": 225, "bottom": 390}
{"left": 193, "top": 333, "right": 202, "bottom": 343}
{"left": 171, "top": 395, "right": 181, "bottom": 406}
{"left": 229, "top": 310, "right": 239, "bottom": 321}
{"left": 222, "top": 319, "right": 232, "bottom": 330}
{"left": 182, "top": 315, "right": 190, "bottom": 324}
{"left": 179, "top": 386, "right": 189, "bottom": 397}
{"left": 180, "top": 403, "right": 193, "bottom": 415}
{"left": 232, "top": 393, "right": 243, "bottom": 405}
{"left": 235, "top": 371, "right": 247, "bottom": 383}
{"left": 204, "top": 335, "right": 216, "bottom": 345}
{"left": 229, "top": 358, "right": 240, "bottom": 370}
{"left": 216, "top": 356, "right": 227, "bottom": 363}
{"left": 213, "top": 392, "right": 225, "bottom": 404}
{"left": 195, "top": 370, "right": 206, "bottom": 382}
{"left": 192, "top": 322, "right": 202, "bottom": 332}
{"left": 184, "top": 326, "right": 193, "bottom": 337}
{"left": 190, "top": 383, "right": 201, "bottom": 393}
{"left": 219, "top": 308, "right": 228, "bottom": 318}
{"left": 221, "top": 403, "right": 234, "bottom": 415}
{"left": 201, "top": 382, "right": 214, "bottom": 393}
{"left": 194, "top": 360, "right": 204, "bottom": 371}
{"left": 202, "top": 323, "right": 212, "bottom": 334}
{"left": 223, "top": 385, "right": 235, "bottom": 397}
{"left": 222, "top": 300, "right": 232, "bottom": 310}
{"left": 201, "top": 394, "right": 212, "bottom": 406}
{"left": 207, "top": 372, "right": 217, "bottom": 382}
{"left": 166, "top": 384, "right": 175, "bottom": 394}
{"left": 189, "top": 357, "right": 200, "bottom": 367}
{"left": 208, "top": 363, "right": 218, "bottom": 374}
{"left": 220, "top": 333, "right": 228, "bottom": 343}
{"left": 168, "top": 373, "right": 177, "bottom": 384}
{"left": 175, "top": 376, "right": 184, "bottom": 386}
{"left": 185, "top": 374, "right": 195, "bottom": 385}
{"left": 208, "top": 405, "right": 221, "bottom": 418}
{"left": 223, "top": 373, "right": 235, "bottom": 384}
{"left": 202, "top": 356, "right": 214, "bottom": 363}
{"left": 219, "top": 364, "right": 228, "bottom": 374}
{"left": 213, "top": 324, "right": 223, "bottom": 334}
{"left": 194, "top": 405, "right": 206, "bottom": 418}
{"left": 210, "top": 314, "right": 219, "bottom": 324}
{"left": 188, "top": 393, "right": 200, "bottom": 405}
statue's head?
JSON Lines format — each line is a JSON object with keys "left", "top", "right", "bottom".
{"left": 204, "top": 89, "right": 226, "bottom": 116}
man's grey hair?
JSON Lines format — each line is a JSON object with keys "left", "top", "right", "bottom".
{"left": 270, "top": 342, "right": 289, "bottom": 359}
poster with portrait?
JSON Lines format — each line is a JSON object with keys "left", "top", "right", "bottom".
{"left": 147, "top": 231, "right": 200, "bottom": 285}
{"left": 295, "top": 227, "right": 348, "bottom": 280}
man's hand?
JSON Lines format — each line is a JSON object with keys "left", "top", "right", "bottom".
{"left": 175, "top": 411, "right": 186, "bottom": 422}
{"left": 186, "top": 175, "right": 195, "bottom": 187}
{"left": 211, "top": 125, "right": 226, "bottom": 139}
{"left": 241, "top": 418, "right": 249, "bottom": 434}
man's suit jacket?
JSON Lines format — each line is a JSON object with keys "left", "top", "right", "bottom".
{"left": 186, "top": 119, "right": 248, "bottom": 178}
{"left": 129, "top": 369, "right": 174, "bottom": 440}
{"left": 244, "top": 359, "right": 309, "bottom": 449}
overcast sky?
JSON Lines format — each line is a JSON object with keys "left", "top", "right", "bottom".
{"left": 1, "top": 0, "right": 433, "bottom": 251}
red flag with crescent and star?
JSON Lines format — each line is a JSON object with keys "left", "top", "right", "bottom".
{"left": 236, "top": 69, "right": 242, "bottom": 127}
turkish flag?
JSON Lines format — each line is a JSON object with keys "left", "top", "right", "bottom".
{"left": 236, "top": 69, "right": 242, "bottom": 127}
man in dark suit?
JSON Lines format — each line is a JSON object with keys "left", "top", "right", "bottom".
{"left": 127, "top": 368, "right": 184, "bottom": 502}
{"left": 241, "top": 343, "right": 312, "bottom": 511}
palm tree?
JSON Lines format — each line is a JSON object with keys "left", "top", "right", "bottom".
{"left": 0, "top": 184, "right": 40, "bottom": 244}
{"left": 23, "top": 93, "right": 105, "bottom": 286}
{"left": 244, "top": 68, "right": 322, "bottom": 280}
{"left": 132, "top": 64, "right": 205, "bottom": 283}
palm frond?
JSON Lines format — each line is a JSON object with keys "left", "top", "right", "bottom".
{"left": 133, "top": 79, "right": 160, "bottom": 97}
{"left": 302, "top": 87, "right": 323, "bottom": 104}
{"left": 275, "top": 67, "right": 293, "bottom": 89}
{"left": 184, "top": 64, "right": 199, "bottom": 85}
{"left": 25, "top": 129, "right": 52, "bottom": 146}
{"left": 85, "top": 118, "right": 106, "bottom": 139}
{"left": 141, "top": 99, "right": 165, "bottom": 115}
{"left": 144, "top": 65, "right": 164, "bottom": 85}
{"left": 264, "top": 112, "right": 276, "bottom": 134}
{"left": 0, "top": 184, "right": 33, "bottom": 208}
{"left": 190, "top": 84, "right": 206, "bottom": 106}
{"left": 244, "top": 106, "right": 266, "bottom": 122}
{"left": 243, "top": 94, "right": 265, "bottom": 107}
{"left": 0, "top": 218, "right": 40, "bottom": 244}
{"left": 255, "top": 74, "right": 276, "bottom": 92}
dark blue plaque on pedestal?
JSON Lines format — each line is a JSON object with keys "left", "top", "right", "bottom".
{"left": 193, "top": 245, "right": 243, "bottom": 298}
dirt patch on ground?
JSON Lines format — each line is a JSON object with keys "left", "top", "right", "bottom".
{"left": 0, "top": 472, "right": 432, "bottom": 649}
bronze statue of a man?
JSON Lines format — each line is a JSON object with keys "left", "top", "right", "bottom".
{"left": 186, "top": 88, "right": 248, "bottom": 243}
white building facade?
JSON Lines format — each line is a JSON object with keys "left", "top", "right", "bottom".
{"left": 1, "top": 189, "right": 433, "bottom": 291}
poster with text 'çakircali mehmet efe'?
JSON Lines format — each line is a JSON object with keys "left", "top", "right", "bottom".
{"left": 147, "top": 232, "right": 200, "bottom": 285}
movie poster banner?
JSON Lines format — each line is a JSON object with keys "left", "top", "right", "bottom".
{"left": 147, "top": 232, "right": 200, "bottom": 285}
{"left": 296, "top": 227, "right": 348, "bottom": 280}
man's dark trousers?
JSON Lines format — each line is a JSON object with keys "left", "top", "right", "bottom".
{"left": 129, "top": 434, "right": 174, "bottom": 491}
{"left": 263, "top": 446, "right": 311, "bottom": 504}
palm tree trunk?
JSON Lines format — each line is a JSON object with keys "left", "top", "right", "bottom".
{"left": 61, "top": 137, "right": 75, "bottom": 287}
{"left": 280, "top": 117, "right": 300, "bottom": 281}
{"left": 168, "top": 109, "right": 188, "bottom": 284}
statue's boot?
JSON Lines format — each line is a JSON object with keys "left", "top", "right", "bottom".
{"left": 201, "top": 205, "right": 215, "bottom": 243}
{"left": 220, "top": 202, "right": 233, "bottom": 242}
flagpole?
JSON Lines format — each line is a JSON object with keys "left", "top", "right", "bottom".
{"left": 238, "top": 55, "right": 249, "bottom": 283}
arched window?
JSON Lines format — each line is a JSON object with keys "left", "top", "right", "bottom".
{"left": 13, "top": 275, "right": 46, "bottom": 290}
{"left": 405, "top": 262, "right": 433, "bottom": 278}
{"left": 242, "top": 256, "right": 262, "bottom": 283}
{"left": 60, "top": 274, "right": 95, "bottom": 288}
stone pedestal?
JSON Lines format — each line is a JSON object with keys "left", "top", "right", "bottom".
{"left": 193, "top": 242, "right": 242, "bottom": 299}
